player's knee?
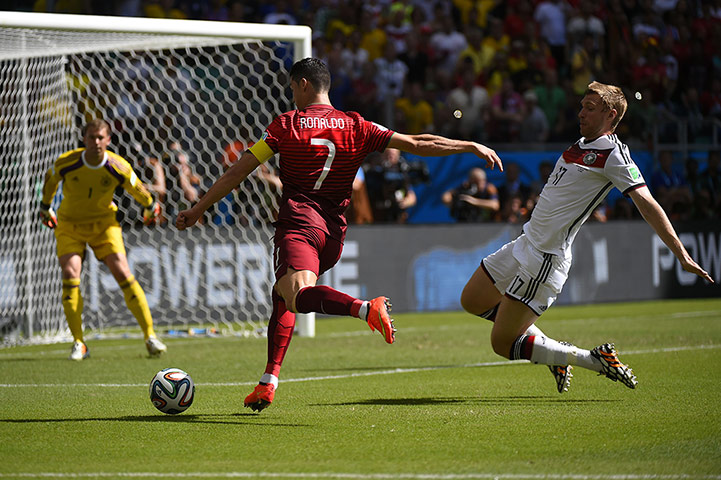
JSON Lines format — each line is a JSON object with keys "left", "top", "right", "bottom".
{"left": 276, "top": 287, "right": 300, "bottom": 313}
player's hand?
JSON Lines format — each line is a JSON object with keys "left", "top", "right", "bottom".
{"left": 143, "top": 201, "right": 161, "bottom": 226}
{"left": 176, "top": 208, "right": 201, "bottom": 231}
{"left": 39, "top": 204, "right": 57, "bottom": 229}
{"left": 681, "top": 257, "right": 715, "bottom": 284}
{"left": 474, "top": 143, "right": 503, "bottom": 172}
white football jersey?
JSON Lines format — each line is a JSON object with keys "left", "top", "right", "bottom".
{"left": 523, "top": 134, "right": 646, "bottom": 257}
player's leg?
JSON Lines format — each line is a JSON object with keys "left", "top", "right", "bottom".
{"left": 59, "top": 253, "right": 89, "bottom": 360}
{"left": 460, "top": 262, "right": 503, "bottom": 319}
{"left": 95, "top": 223, "right": 165, "bottom": 355}
{"left": 493, "top": 238, "right": 636, "bottom": 389}
{"left": 461, "top": 261, "right": 554, "bottom": 349}
{"left": 245, "top": 288, "right": 293, "bottom": 411}
{"left": 55, "top": 223, "right": 89, "bottom": 360}
{"left": 245, "top": 229, "right": 314, "bottom": 411}
{"left": 246, "top": 228, "right": 391, "bottom": 411}
{"left": 276, "top": 229, "right": 395, "bottom": 343}
{"left": 473, "top": 236, "right": 575, "bottom": 392}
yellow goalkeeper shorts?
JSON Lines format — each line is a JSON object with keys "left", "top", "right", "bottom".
{"left": 54, "top": 217, "right": 126, "bottom": 260}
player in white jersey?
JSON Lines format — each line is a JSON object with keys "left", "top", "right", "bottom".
{"left": 460, "top": 81, "right": 714, "bottom": 393}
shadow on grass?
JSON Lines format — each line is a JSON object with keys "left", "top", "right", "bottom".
{"left": 316, "top": 396, "right": 620, "bottom": 407}
{"left": 0, "top": 413, "right": 309, "bottom": 427}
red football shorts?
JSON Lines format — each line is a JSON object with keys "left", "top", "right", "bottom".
{"left": 272, "top": 226, "right": 343, "bottom": 281}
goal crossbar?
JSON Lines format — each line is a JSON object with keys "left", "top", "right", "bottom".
{"left": 0, "top": 11, "right": 312, "bottom": 60}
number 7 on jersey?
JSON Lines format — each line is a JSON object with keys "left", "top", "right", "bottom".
{"left": 311, "top": 138, "right": 336, "bottom": 190}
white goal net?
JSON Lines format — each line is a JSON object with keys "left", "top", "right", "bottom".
{"left": 0, "top": 12, "right": 312, "bottom": 345}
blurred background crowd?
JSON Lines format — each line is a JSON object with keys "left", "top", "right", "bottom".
{"left": 11, "top": 0, "right": 721, "bottom": 224}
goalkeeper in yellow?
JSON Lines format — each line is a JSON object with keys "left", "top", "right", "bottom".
{"left": 40, "top": 119, "right": 167, "bottom": 360}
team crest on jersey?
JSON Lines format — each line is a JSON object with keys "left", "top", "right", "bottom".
{"left": 101, "top": 175, "right": 112, "bottom": 187}
{"left": 582, "top": 152, "right": 597, "bottom": 165}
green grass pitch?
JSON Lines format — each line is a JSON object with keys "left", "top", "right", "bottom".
{"left": 1, "top": 299, "right": 720, "bottom": 479}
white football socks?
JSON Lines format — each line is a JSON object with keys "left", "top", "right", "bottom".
{"left": 260, "top": 373, "right": 279, "bottom": 388}
{"left": 525, "top": 324, "right": 602, "bottom": 372}
{"left": 528, "top": 336, "right": 601, "bottom": 372}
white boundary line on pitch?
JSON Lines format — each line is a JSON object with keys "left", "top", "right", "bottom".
{"left": 0, "top": 472, "right": 719, "bottom": 479}
{"left": 1, "top": 344, "right": 719, "bottom": 389}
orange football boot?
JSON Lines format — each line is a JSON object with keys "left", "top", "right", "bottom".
{"left": 244, "top": 383, "right": 276, "bottom": 412}
{"left": 366, "top": 296, "right": 396, "bottom": 344}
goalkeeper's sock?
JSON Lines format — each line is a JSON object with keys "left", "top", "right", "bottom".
{"left": 510, "top": 334, "right": 601, "bottom": 372}
{"left": 62, "top": 278, "right": 84, "bottom": 342}
{"left": 294, "top": 285, "right": 365, "bottom": 318}
{"left": 119, "top": 275, "right": 156, "bottom": 340}
{"left": 265, "top": 290, "right": 296, "bottom": 378}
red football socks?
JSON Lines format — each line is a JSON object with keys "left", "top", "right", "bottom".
{"left": 295, "top": 285, "right": 364, "bottom": 318}
{"left": 265, "top": 290, "right": 296, "bottom": 377}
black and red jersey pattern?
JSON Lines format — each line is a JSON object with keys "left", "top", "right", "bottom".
{"left": 562, "top": 142, "right": 614, "bottom": 169}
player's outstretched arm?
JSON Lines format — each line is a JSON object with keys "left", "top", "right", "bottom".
{"left": 629, "top": 187, "right": 714, "bottom": 283}
{"left": 387, "top": 132, "right": 503, "bottom": 172}
{"left": 176, "top": 151, "right": 261, "bottom": 230}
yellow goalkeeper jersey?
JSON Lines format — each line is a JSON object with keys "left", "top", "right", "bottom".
{"left": 42, "top": 148, "right": 153, "bottom": 223}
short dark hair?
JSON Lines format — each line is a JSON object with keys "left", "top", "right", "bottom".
{"left": 289, "top": 57, "right": 331, "bottom": 93}
{"left": 82, "top": 118, "right": 111, "bottom": 136}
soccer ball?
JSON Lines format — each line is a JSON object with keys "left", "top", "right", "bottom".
{"left": 149, "top": 368, "right": 195, "bottom": 414}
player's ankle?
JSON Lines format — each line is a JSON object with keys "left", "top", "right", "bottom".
{"left": 260, "top": 373, "right": 279, "bottom": 388}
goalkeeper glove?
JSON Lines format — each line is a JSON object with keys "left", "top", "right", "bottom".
{"left": 39, "top": 202, "right": 57, "bottom": 229}
{"left": 143, "top": 201, "right": 161, "bottom": 226}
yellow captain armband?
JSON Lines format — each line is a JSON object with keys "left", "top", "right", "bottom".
{"left": 248, "top": 138, "right": 275, "bottom": 164}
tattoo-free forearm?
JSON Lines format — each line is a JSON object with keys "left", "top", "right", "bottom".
{"left": 192, "top": 154, "right": 259, "bottom": 215}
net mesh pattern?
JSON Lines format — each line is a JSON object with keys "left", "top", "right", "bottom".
{"left": 1, "top": 26, "right": 295, "bottom": 344}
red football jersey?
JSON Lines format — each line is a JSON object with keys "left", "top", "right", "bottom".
{"left": 263, "top": 104, "right": 394, "bottom": 239}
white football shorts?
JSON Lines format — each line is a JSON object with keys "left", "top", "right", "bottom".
{"left": 481, "top": 233, "right": 572, "bottom": 316}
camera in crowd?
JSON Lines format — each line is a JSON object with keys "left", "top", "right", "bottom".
{"left": 400, "top": 160, "right": 430, "bottom": 185}
{"left": 450, "top": 182, "right": 484, "bottom": 222}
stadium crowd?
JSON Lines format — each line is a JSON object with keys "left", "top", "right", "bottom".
{"left": 16, "top": 0, "right": 721, "bottom": 222}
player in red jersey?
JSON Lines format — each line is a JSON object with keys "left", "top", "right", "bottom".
{"left": 176, "top": 57, "right": 502, "bottom": 411}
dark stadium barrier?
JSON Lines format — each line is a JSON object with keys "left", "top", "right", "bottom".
{"left": 105, "top": 221, "right": 720, "bottom": 318}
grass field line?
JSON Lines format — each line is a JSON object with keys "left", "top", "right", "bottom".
{"left": 1, "top": 343, "right": 719, "bottom": 389}
{"left": 0, "top": 472, "right": 719, "bottom": 479}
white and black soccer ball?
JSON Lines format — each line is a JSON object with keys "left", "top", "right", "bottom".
{"left": 149, "top": 368, "right": 195, "bottom": 414}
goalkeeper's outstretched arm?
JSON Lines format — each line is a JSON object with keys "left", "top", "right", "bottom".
{"left": 176, "top": 150, "right": 261, "bottom": 230}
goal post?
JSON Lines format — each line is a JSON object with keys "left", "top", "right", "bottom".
{"left": 0, "top": 11, "right": 315, "bottom": 344}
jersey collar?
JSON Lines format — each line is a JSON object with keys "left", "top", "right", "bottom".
{"left": 82, "top": 151, "right": 108, "bottom": 169}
